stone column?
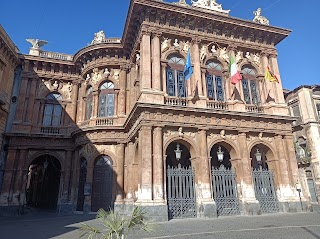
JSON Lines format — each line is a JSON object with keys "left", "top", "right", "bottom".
{"left": 78, "top": 82, "right": 87, "bottom": 122}
{"left": 152, "top": 32, "right": 162, "bottom": 91}
{"left": 71, "top": 82, "right": 79, "bottom": 122}
{"left": 261, "top": 54, "right": 275, "bottom": 103}
{"left": 138, "top": 126, "right": 152, "bottom": 201}
{"left": 116, "top": 143, "right": 125, "bottom": 201}
{"left": 15, "top": 77, "right": 28, "bottom": 122}
{"left": 119, "top": 67, "right": 127, "bottom": 116}
{"left": 0, "top": 149, "right": 17, "bottom": 205}
{"left": 140, "top": 31, "right": 152, "bottom": 90}
{"left": 153, "top": 127, "right": 164, "bottom": 201}
{"left": 201, "top": 69, "right": 207, "bottom": 98}
{"left": 198, "top": 130, "right": 212, "bottom": 200}
{"left": 126, "top": 142, "right": 135, "bottom": 200}
{"left": 191, "top": 39, "right": 203, "bottom": 96}
{"left": 92, "top": 91, "right": 99, "bottom": 119}
{"left": 14, "top": 149, "right": 27, "bottom": 203}
{"left": 71, "top": 148, "right": 80, "bottom": 202}
{"left": 161, "top": 63, "right": 167, "bottom": 94}
{"left": 275, "top": 135, "right": 291, "bottom": 199}
{"left": 63, "top": 150, "right": 73, "bottom": 202}
{"left": 284, "top": 135, "right": 300, "bottom": 185}
{"left": 26, "top": 79, "right": 37, "bottom": 123}
{"left": 238, "top": 133, "right": 260, "bottom": 214}
{"left": 270, "top": 53, "right": 285, "bottom": 104}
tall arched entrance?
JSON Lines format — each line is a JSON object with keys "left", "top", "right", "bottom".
{"left": 210, "top": 143, "right": 240, "bottom": 216}
{"left": 76, "top": 158, "right": 87, "bottom": 211}
{"left": 91, "top": 155, "right": 113, "bottom": 212}
{"left": 26, "top": 155, "right": 61, "bottom": 210}
{"left": 166, "top": 141, "right": 196, "bottom": 219}
{"left": 251, "top": 144, "right": 279, "bottom": 213}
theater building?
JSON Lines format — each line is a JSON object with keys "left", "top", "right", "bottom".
{"left": 0, "top": 0, "right": 308, "bottom": 219}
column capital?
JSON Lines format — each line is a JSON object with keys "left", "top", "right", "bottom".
{"left": 191, "top": 37, "right": 201, "bottom": 45}
{"left": 152, "top": 31, "right": 162, "bottom": 38}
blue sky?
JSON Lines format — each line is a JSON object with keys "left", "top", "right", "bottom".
{"left": 1, "top": 0, "right": 319, "bottom": 90}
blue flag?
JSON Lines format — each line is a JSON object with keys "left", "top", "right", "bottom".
{"left": 184, "top": 48, "right": 193, "bottom": 81}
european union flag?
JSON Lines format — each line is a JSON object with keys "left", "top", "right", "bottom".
{"left": 184, "top": 48, "right": 193, "bottom": 81}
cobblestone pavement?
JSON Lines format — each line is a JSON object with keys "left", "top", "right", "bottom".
{"left": 0, "top": 211, "right": 320, "bottom": 239}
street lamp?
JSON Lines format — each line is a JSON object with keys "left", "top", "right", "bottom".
{"left": 296, "top": 181, "right": 303, "bottom": 211}
{"left": 255, "top": 148, "right": 262, "bottom": 169}
{"left": 174, "top": 143, "right": 182, "bottom": 161}
{"left": 217, "top": 145, "right": 224, "bottom": 162}
{"left": 43, "top": 158, "right": 49, "bottom": 170}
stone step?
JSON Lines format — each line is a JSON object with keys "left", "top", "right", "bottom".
{"left": 311, "top": 204, "right": 320, "bottom": 213}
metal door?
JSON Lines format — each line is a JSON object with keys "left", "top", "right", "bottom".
{"left": 307, "top": 179, "right": 318, "bottom": 203}
{"left": 92, "top": 157, "right": 113, "bottom": 212}
{"left": 167, "top": 164, "right": 196, "bottom": 219}
{"left": 76, "top": 161, "right": 87, "bottom": 211}
{"left": 252, "top": 168, "right": 279, "bottom": 213}
{"left": 212, "top": 165, "right": 240, "bottom": 216}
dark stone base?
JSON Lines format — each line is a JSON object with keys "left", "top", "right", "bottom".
{"left": 279, "top": 201, "right": 312, "bottom": 213}
{"left": 57, "top": 203, "right": 75, "bottom": 214}
{"left": 114, "top": 203, "right": 168, "bottom": 221}
{"left": 0, "top": 205, "right": 22, "bottom": 216}
{"left": 240, "top": 201, "right": 261, "bottom": 215}
{"left": 198, "top": 202, "right": 217, "bottom": 218}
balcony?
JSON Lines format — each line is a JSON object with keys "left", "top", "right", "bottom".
{"left": 78, "top": 117, "right": 116, "bottom": 128}
{"left": 38, "top": 126, "right": 69, "bottom": 135}
{"left": 95, "top": 117, "right": 114, "bottom": 126}
{"left": 207, "top": 100, "right": 228, "bottom": 110}
{"left": 246, "top": 105, "right": 264, "bottom": 113}
{"left": 165, "top": 97, "right": 188, "bottom": 106}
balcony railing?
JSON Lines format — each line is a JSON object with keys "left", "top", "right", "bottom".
{"left": 40, "top": 126, "right": 61, "bottom": 135}
{"left": 246, "top": 105, "right": 264, "bottom": 113}
{"left": 96, "top": 117, "right": 114, "bottom": 126}
{"left": 207, "top": 100, "right": 228, "bottom": 110}
{"left": 165, "top": 97, "right": 188, "bottom": 106}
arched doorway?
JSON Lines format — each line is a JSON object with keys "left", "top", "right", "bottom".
{"left": 26, "top": 155, "right": 61, "bottom": 210}
{"left": 251, "top": 144, "right": 279, "bottom": 213}
{"left": 166, "top": 141, "right": 196, "bottom": 219}
{"left": 91, "top": 155, "right": 113, "bottom": 212}
{"left": 210, "top": 143, "right": 240, "bottom": 216}
{"left": 76, "top": 158, "right": 87, "bottom": 211}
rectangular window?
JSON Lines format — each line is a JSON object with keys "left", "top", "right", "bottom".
{"left": 166, "top": 69, "right": 175, "bottom": 97}
{"left": 107, "top": 94, "right": 115, "bottom": 117}
{"left": 177, "top": 71, "right": 186, "bottom": 97}
{"left": 215, "top": 76, "right": 224, "bottom": 101}
{"left": 43, "top": 104, "right": 53, "bottom": 126}
{"left": 86, "top": 98, "right": 93, "bottom": 120}
{"left": 52, "top": 105, "right": 62, "bottom": 126}
{"left": 206, "top": 75, "right": 214, "bottom": 100}
{"left": 99, "top": 95, "right": 106, "bottom": 117}
{"left": 242, "top": 79, "right": 250, "bottom": 104}
{"left": 316, "top": 103, "right": 320, "bottom": 118}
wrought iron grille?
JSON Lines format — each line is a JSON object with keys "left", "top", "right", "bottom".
{"left": 252, "top": 168, "right": 279, "bottom": 213}
{"left": 167, "top": 164, "right": 196, "bottom": 219}
{"left": 212, "top": 165, "right": 240, "bottom": 216}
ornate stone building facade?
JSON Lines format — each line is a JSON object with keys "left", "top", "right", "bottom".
{"left": 0, "top": 25, "right": 20, "bottom": 191}
{"left": 0, "top": 0, "right": 308, "bottom": 219}
{"left": 285, "top": 85, "right": 320, "bottom": 204}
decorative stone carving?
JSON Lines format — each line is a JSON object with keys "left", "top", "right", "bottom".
{"left": 174, "top": 0, "right": 188, "bottom": 6}
{"left": 235, "top": 51, "right": 243, "bottom": 64}
{"left": 38, "top": 79, "right": 52, "bottom": 95}
{"left": 200, "top": 44, "right": 208, "bottom": 63}
{"left": 173, "top": 39, "right": 180, "bottom": 48}
{"left": 182, "top": 41, "right": 191, "bottom": 54}
{"left": 161, "top": 38, "right": 170, "bottom": 53}
{"left": 90, "top": 68, "right": 104, "bottom": 85}
{"left": 191, "top": 0, "right": 230, "bottom": 14}
{"left": 91, "top": 30, "right": 107, "bottom": 44}
{"left": 61, "top": 82, "right": 73, "bottom": 100}
{"left": 53, "top": 81, "right": 59, "bottom": 90}
{"left": 245, "top": 52, "right": 260, "bottom": 65}
{"left": 210, "top": 44, "right": 217, "bottom": 54}
{"left": 253, "top": 8, "right": 270, "bottom": 25}
{"left": 112, "top": 69, "right": 120, "bottom": 81}
{"left": 79, "top": 143, "right": 96, "bottom": 158}
{"left": 104, "top": 68, "right": 110, "bottom": 77}
{"left": 219, "top": 47, "right": 229, "bottom": 63}
{"left": 136, "top": 53, "right": 140, "bottom": 62}
{"left": 26, "top": 39, "right": 48, "bottom": 49}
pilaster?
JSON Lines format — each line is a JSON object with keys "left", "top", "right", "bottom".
{"left": 153, "top": 127, "right": 164, "bottom": 202}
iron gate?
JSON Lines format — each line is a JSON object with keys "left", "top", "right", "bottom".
{"left": 167, "top": 164, "right": 196, "bottom": 219}
{"left": 252, "top": 168, "right": 279, "bottom": 213}
{"left": 212, "top": 165, "right": 240, "bottom": 216}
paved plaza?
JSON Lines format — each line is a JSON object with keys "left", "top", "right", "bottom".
{"left": 0, "top": 210, "right": 320, "bottom": 239}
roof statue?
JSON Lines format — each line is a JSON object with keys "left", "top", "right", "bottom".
{"left": 91, "top": 30, "right": 107, "bottom": 45}
{"left": 191, "top": 0, "right": 230, "bottom": 14}
{"left": 26, "top": 39, "right": 48, "bottom": 49}
{"left": 253, "top": 8, "right": 270, "bottom": 25}
{"left": 174, "top": 0, "right": 188, "bottom": 7}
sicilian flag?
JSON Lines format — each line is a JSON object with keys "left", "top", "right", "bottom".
{"left": 265, "top": 66, "right": 279, "bottom": 83}
{"left": 184, "top": 49, "right": 193, "bottom": 81}
{"left": 229, "top": 55, "right": 242, "bottom": 85}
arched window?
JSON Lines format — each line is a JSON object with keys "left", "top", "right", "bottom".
{"left": 85, "top": 86, "right": 93, "bottom": 120}
{"left": 99, "top": 81, "right": 115, "bottom": 117}
{"left": 241, "top": 67, "right": 260, "bottom": 104}
{"left": 43, "top": 93, "right": 62, "bottom": 126}
{"left": 205, "top": 61, "right": 224, "bottom": 101}
{"left": 166, "top": 55, "right": 186, "bottom": 97}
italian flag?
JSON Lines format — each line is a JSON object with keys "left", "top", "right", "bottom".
{"left": 229, "top": 55, "right": 242, "bottom": 85}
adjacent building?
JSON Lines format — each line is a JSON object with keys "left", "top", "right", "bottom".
{"left": 0, "top": 0, "right": 308, "bottom": 220}
{"left": 285, "top": 85, "right": 320, "bottom": 204}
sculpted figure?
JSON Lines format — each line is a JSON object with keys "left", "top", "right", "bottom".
{"left": 252, "top": 53, "right": 260, "bottom": 65}
{"left": 104, "top": 68, "right": 110, "bottom": 76}
{"left": 161, "top": 38, "right": 170, "bottom": 53}
{"left": 91, "top": 30, "right": 106, "bottom": 44}
{"left": 253, "top": 8, "right": 270, "bottom": 25}
{"left": 86, "top": 74, "right": 90, "bottom": 81}
{"left": 53, "top": 81, "right": 59, "bottom": 90}
{"left": 191, "top": 0, "right": 230, "bottom": 14}
{"left": 200, "top": 45, "right": 207, "bottom": 62}
{"left": 219, "top": 47, "right": 229, "bottom": 62}
{"left": 245, "top": 52, "right": 251, "bottom": 60}
{"left": 235, "top": 51, "right": 243, "bottom": 64}
{"left": 183, "top": 41, "right": 191, "bottom": 53}
{"left": 173, "top": 39, "right": 180, "bottom": 48}
{"left": 211, "top": 45, "right": 217, "bottom": 53}
{"left": 136, "top": 53, "right": 140, "bottom": 62}
{"left": 26, "top": 39, "right": 48, "bottom": 49}
{"left": 62, "top": 82, "right": 73, "bottom": 100}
